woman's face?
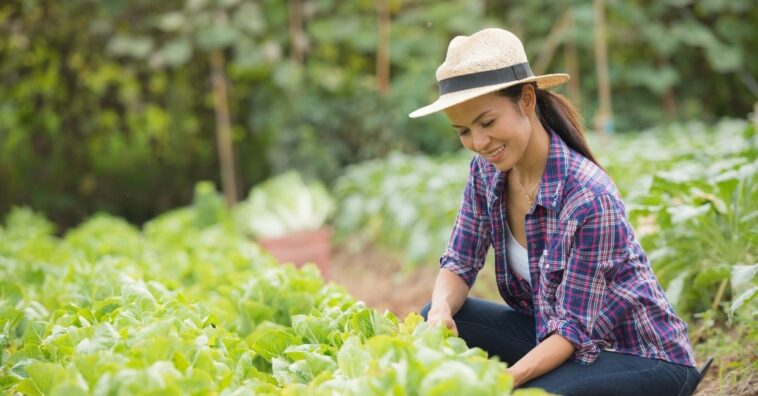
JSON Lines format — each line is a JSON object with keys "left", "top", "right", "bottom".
{"left": 443, "top": 90, "right": 533, "bottom": 172}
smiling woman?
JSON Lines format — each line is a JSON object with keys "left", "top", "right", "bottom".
{"left": 410, "top": 28, "right": 702, "bottom": 395}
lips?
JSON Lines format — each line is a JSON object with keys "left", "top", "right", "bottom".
{"left": 483, "top": 145, "right": 505, "bottom": 161}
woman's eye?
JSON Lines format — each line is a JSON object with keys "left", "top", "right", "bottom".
{"left": 457, "top": 129, "right": 469, "bottom": 137}
{"left": 482, "top": 120, "right": 494, "bottom": 128}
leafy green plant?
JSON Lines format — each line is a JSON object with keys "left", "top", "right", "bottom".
{"left": 235, "top": 171, "right": 335, "bottom": 239}
{"left": 0, "top": 206, "right": 545, "bottom": 395}
{"left": 607, "top": 120, "right": 758, "bottom": 321}
{"left": 333, "top": 151, "right": 471, "bottom": 267}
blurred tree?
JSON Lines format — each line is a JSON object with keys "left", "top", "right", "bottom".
{"left": 105, "top": 0, "right": 278, "bottom": 206}
{"left": 0, "top": 1, "right": 217, "bottom": 227}
{"left": 1, "top": 0, "right": 757, "bottom": 228}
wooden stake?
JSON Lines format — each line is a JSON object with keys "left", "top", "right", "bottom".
{"left": 210, "top": 48, "right": 238, "bottom": 207}
{"left": 659, "top": 58, "right": 677, "bottom": 119}
{"left": 593, "top": 0, "right": 613, "bottom": 135}
{"left": 564, "top": 11, "right": 581, "bottom": 105}
{"left": 376, "top": 0, "right": 390, "bottom": 94}
{"left": 690, "top": 278, "right": 729, "bottom": 343}
{"left": 288, "top": 0, "right": 305, "bottom": 65}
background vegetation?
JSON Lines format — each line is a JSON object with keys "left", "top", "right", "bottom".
{"left": 2, "top": 0, "right": 757, "bottom": 228}
{"left": 2, "top": 1, "right": 758, "bottom": 394}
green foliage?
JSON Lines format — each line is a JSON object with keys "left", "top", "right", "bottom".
{"left": 3, "top": 0, "right": 757, "bottom": 228}
{"left": 692, "top": 312, "right": 758, "bottom": 391}
{"left": 0, "top": 1, "right": 219, "bottom": 227}
{"left": 593, "top": 120, "right": 758, "bottom": 320}
{"left": 0, "top": 207, "right": 548, "bottom": 395}
{"left": 333, "top": 120, "right": 758, "bottom": 323}
{"left": 333, "top": 151, "right": 471, "bottom": 266}
{"left": 193, "top": 180, "right": 231, "bottom": 227}
{"left": 235, "top": 171, "right": 335, "bottom": 239}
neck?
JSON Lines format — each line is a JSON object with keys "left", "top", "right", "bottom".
{"left": 513, "top": 119, "right": 550, "bottom": 187}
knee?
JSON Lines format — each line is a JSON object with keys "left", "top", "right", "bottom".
{"left": 419, "top": 301, "right": 432, "bottom": 320}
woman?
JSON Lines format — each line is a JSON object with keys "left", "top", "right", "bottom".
{"left": 410, "top": 28, "right": 701, "bottom": 395}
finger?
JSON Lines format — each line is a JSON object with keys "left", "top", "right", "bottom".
{"left": 443, "top": 318, "right": 459, "bottom": 336}
{"left": 428, "top": 318, "right": 444, "bottom": 330}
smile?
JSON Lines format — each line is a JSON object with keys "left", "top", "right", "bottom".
{"left": 484, "top": 145, "right": 505, "bottom": 161}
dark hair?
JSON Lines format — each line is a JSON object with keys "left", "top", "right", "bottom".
{"left": 497, "top": 82, "right": 601, "bottom": 167}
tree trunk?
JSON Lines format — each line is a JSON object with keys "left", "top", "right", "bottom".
{"left": 658, "top": 57, "right": 677, "bottom": 119}
{"left": 564, "top": 17, "right": 581, "bottom": 105}
{"left": 288, "top": 0, "right": 305, "bottom": 65}
{"left": 376, "top": 0, "right": 390, "bottom": 94}
{"left": 593, "top": 0, "right": 613, "bottom": 134}
{"left": 210, "top": 49, "right": 238, "bottom": 207}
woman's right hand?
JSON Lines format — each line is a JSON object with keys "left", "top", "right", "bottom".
{"left": 426, "top": 306, "right": 458, "bottom": 336}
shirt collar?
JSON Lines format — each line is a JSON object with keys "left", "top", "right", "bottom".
{"left": 532, "top": 129, "right": 570, "bottom": 212}
{"left": 487, "top": 128, "right": 571, "bottom": 211}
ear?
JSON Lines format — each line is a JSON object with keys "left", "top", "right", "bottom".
{"left": 519, "top": 84, "right": 537, "bottom": 115}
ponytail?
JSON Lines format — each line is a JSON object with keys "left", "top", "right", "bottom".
{"left": 498, "top": 83, "right": 601, "bottom": 167}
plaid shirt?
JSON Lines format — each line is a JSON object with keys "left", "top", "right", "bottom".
{"left": 441, "top": 130, "right": 696, "bottom": 366}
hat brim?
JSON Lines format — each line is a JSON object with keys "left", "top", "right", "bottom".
{"left": 408, "top": 73, "right": 570, "bottom": 118}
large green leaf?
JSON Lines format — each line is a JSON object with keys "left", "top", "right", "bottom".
{"left": 248, "top": 328, "right": 300, "bottom": 362}
{"left": 14, "top": 362, "right": 69, "bottom": 396}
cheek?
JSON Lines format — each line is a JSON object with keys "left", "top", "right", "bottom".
{"left": 504, "top": 116, "right": 531, "bottom": 143}
{"left": 457, "top": 135, "right": 473, "bottom": 150}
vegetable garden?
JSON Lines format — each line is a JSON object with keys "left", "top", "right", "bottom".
{"left": 3, "top": 120, "right": 756, "bottom": 395}
{"left": 0, "top": 207, "right": 548, "bottom": 395}
{"left": 2, "top": 0, "right": 758, "bottom": 394}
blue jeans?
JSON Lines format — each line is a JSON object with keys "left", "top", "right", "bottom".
{"left": 420, "top": 297, "right": 701, "bottom": 396}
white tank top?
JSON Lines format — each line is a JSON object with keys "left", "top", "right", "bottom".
{"left": 505, "top": 220, "right": 531, "bottom": 285}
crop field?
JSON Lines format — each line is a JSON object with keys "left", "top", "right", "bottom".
{"left": 0, "top": 207, "right": 553, "bottom": 395}
{"left": 3, "top": 1, "right": 757, "bottom": 394}
{"left": 2, "top": 120, "right": 756, "bottom": 395}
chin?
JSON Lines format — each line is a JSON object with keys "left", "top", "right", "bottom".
{"left": 493, "top": 161, "right": 514, "bottom": 172}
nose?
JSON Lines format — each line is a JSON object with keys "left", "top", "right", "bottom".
{"left": 471, "top": 128, "right": 491, "bottom": 153}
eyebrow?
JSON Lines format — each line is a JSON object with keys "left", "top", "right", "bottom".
{"left": 451, "top": 110, "right": 492, "bottom": 128}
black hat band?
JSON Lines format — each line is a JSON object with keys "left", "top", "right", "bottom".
{"left": 438, "top": 62, "right": 534, "bottom": 95}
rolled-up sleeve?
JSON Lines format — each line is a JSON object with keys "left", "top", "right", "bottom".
{"left": 439, "top": 157, "right": 491, "bottom": 288}
{"left": 543, "top": 193, "right": 630, "bottom": 364}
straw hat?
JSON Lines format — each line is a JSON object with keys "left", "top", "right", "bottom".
{"left": 409, "top": 28, "right": 570, "bottom": 118}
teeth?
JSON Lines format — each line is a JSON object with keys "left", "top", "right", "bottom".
{"left": 486, "top": 146, "right": 504, "bottom": 158}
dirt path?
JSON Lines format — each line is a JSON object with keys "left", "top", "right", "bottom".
{"left": 328, "top": 246, "right": 437, "bottom": 318}
{"left": 327, "top": 245, "right": 501, "bottom": 318}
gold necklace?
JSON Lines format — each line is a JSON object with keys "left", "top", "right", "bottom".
{"left": 512, "top": 166, "right": 538, "bottom": 207}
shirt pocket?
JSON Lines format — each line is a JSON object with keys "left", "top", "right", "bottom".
{"left": 537, "top": 249, "right": 565, "bottom": 304}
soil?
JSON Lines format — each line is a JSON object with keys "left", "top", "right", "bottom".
{"left": 328, "top": 244, "right": 501, "bottom": 318}
{"left": 328, "top": 245, "right": 437, "bottom": 318}
{"left": 694, "top": 365, "right": 757, "bottom": 396}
